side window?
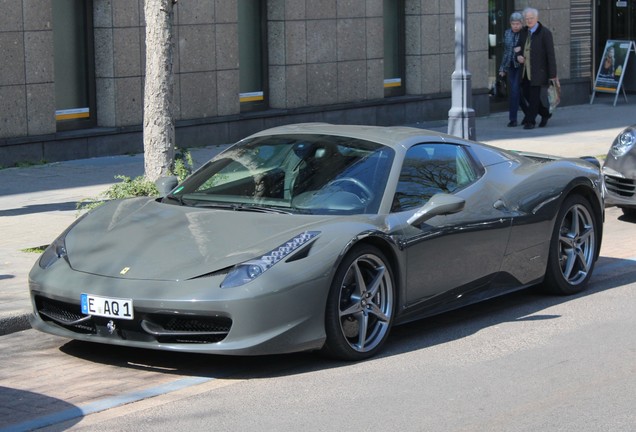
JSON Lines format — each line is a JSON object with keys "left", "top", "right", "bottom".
{"left": 391, "top": 144, "right": 479, "bottom": 212}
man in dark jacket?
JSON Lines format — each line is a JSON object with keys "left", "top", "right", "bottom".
{"left": 515, "top": 7, "right": 557, "bottom": 129}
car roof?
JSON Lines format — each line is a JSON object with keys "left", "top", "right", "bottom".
{"left": 248, "top": 123, "right": 463, "bottom": 150}
{"left": 247, "top": 122, "right": 524, "bottom": 167}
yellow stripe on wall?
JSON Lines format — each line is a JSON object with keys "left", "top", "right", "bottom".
{"left": 240, "top": 92, "right": 264, "bottom": 103}
{"left": 384, "top": 78, "right": 402, "bottom": 88}
{"left": 56, "top": 108, "right": 90, "bottom": 121}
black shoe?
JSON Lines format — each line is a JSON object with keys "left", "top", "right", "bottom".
{"left": 523, "top": 123, "right": 535, "bottom": 130}
{"left": 507, "top": 121, "right": 517, "bottom": 127}
{"left": 521, "top": 117, "right": 528, "bottom": 125}
{"left": 539, "top": 113, "right": 552, "bottom": 127}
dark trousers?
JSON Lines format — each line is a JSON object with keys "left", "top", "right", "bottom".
{"left": 507, "top": 67, "right": 527, "bottom": 122}
{"left": 521, "top": 79, "right": 549, "bottom": 125}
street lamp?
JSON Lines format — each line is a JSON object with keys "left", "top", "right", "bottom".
{"left": 447, "top": 0, "right": 476, "bottom": 140}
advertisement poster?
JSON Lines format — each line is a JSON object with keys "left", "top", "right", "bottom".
{"left": 594, "top": 40, "right": 632, "bottom": 93}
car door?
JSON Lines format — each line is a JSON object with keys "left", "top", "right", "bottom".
{"left": 392, "top": 143, "right": 513, "bottom": 306}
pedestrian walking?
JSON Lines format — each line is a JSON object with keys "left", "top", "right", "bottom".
{"left": 498, "top": 11, "right": 527, "bottom": 127}
{"left": 515, "top": 7, "right": 557, "bottom": 129}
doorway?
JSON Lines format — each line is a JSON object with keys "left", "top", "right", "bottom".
{"left": 488, "top": 0, "right": 515, "bottom": 112}
{"left": 597, "top": 0, "right": 636, "bottom": 58}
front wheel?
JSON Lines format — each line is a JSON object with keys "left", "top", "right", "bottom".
{"left": 543, "top": 195, "right": 598, "bottom": 295}
{"left": 322, "top": 245, "right": 395, "bottom": 361}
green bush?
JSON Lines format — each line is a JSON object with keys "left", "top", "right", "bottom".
{"left": 77, "top": 175, "right": 158, "bottom": 213}
{"left": 174, "top": 148, "right": 194, "bottom": 181}
{"left": 105, "top": 175, "right": 160, "bottom": 199}
{"left": 77, "top": 148, "right": 193, "bottom": 214}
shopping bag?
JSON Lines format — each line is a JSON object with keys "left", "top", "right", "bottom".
{"left": 547, "top": 78, "right": 561, "bottom": 113}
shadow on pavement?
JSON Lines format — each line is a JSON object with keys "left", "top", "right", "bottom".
{"left": 617, "top": 212, "right": 636, "bottom": 223}
{"left": 0, "top": 201, "right": 80, "bottom": 217}
{"left": 0, "top": 386, "right": 82, "bottom": 431}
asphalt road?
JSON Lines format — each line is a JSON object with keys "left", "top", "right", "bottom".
{"left": 1, "top": 207, "right": 635, "bottom": 432}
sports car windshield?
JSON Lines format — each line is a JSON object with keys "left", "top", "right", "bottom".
{"left": 165, "top": 134, "right": 395, "bottom": 215}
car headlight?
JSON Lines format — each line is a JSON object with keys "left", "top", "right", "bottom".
{"left": 39, "top": 237, "right": 68, "bottom": 269}
{"left": 610, "top": 127, "right": 636, "bottom": 158}
{"left": 38, "top": 213, "right": 88, "bottom": 269}
{"left": 221, "top": 231, "right": 320, "bottom": 288}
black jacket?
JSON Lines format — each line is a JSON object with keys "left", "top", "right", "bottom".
{"left": 515, "top": 22, "right": 557, "bottom": 86}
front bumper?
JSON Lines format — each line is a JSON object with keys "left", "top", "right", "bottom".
{"left": 603, "top": 172, "right": 636, "bottom": 208}
{"left": 29, "top": 260, "right": 330, "bottom": 356}
{"left": 603, "top": 151, "right": 636, "bottom": 208}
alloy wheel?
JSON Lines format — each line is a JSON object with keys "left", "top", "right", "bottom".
{"left": 336, "top": 252, "right": 394, "bottom": 354}
{"left": 557, "top": 203, "right": 595, "bottom": 286}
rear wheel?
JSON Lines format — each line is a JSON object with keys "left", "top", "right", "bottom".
{"left": 543, "top": 195, "right": 598, "bottom": 295}
{"left": 322, "top": 245, "right": 395, "bottom": 361}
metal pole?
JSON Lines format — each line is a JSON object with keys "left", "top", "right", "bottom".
{"left": 447, "top": 0, "right": 476, "bottom": 140}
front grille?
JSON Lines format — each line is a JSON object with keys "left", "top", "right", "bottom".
{"left": 160, "top": 317, "right": 232, "bottom": 333}
{"left": 35, "top": 295, "right": 232, "bottom": 345}
{"left": 157, "top": 334, "right": 227, "bottom": 344}
{"left": 605, "top": 175, "right": 636, "bottom": 197}
{"left": 35, "top": 296, "right": 96, "bottom": 334}
{"left": 142, "top": 315, "right": 232, "bottom": 344}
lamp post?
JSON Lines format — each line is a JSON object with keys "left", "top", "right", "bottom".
{"left": 447, "top": 0, "right": 476, "bottom": 140}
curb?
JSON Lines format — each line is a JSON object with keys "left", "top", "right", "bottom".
{"left": 0, "top": 313, "right": 31, "bottom": 336}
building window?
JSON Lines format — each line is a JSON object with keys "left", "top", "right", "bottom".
{"left": 384, "top": 0, "right": 405, "bottom": 97}
{"left": 53, "top": 0, "right": 95, "bottom": 130}
{"left": 239, "top": 0, "right": 267, "bottom": 111}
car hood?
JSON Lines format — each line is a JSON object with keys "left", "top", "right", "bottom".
{"left": 65, "top": 198, "right": 336, "bottom": 281}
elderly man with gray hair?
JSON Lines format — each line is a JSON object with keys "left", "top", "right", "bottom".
{"left": 499, "top": 11, "right": 527, "bottom": 127}
{"left": 515, "top": 7, "right": 557, "bottom": 129}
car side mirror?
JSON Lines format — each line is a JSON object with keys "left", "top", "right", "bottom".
{"left": 155, "top": 176, "right": 179, "bottom": 197}
{"left": 407, "top": 193, "right": 466, "bottom": 227}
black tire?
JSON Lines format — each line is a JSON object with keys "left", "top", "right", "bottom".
{"left": 543, "top": 194, "right": 598, "bottom": 295}
{"left": 322, "top": 244, "right": 395, "bottom": 361}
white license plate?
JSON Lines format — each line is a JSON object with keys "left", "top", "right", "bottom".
{"left": 80, "top": 293, "right": 134, "bottom": 320}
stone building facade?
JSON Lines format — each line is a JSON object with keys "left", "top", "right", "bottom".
{"left": 0, "top": 0, "right": 591, "bottom": 167}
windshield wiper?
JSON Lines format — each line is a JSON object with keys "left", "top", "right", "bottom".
{"left": 234, "top": 204, "right": 293, "bottom": 214}
{"left": 164, "top": 194, "right": 185, "bottom": 206}
{"left": 194, "top": 202, "right": 292, "bottom": 214}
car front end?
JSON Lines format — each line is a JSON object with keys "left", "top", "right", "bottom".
{"left": 602, "top": 125, "right": 636, "bottom": 215}
{"left": 28, "top": 199, "right": 358, "bottom": 356}
{"left": 29, "top": 259, "right": 330, "bottom": 356}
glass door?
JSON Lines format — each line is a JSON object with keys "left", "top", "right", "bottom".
{"left": 488, "top": 0, "right": 514, "bottom": 111}
{"left": 597, "top": 0, "right": 636, "bottom": 55}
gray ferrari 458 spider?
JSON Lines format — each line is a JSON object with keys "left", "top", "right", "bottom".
{"left": 29, "top": 124, "right": 604, "bottom": 361}
{"left": 602, "top": 124, "right": 636, "bottom": 217}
